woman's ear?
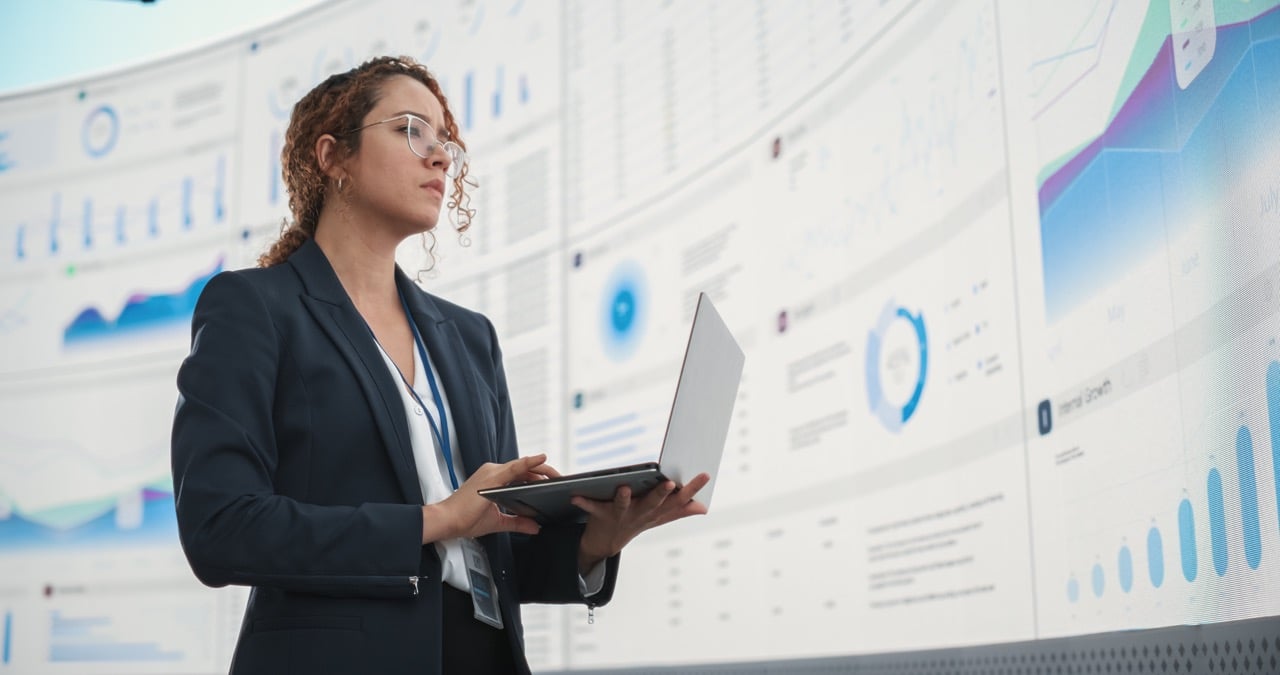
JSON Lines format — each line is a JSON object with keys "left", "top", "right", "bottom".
{"left": 315, "top": 133, "right": 343, "bottom": 182}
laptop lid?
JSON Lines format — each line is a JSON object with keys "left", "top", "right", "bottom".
{"left": 653, "top": 292, "right": 745, "bottom": 507}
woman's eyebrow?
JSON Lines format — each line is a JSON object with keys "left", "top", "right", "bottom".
{"left": 388, "top": 109, "right": 439, "bottom": 127}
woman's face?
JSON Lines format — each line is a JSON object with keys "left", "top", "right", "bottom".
{"left": 341, "top": 75, "right": 453, "bottom": 238}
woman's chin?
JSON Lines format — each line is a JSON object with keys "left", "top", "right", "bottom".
{"left": 411, "top": 214, "right": 441, "bottom": 234}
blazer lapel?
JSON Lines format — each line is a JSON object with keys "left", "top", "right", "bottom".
{"left": 288, "top": 240, "right": 425, "bottom": 505}
{"left": 396, "top": 272, "right": 494, "bottom": 477}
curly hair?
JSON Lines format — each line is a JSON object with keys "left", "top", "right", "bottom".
{"left": 258, "top": 55, "right": 474, "bottom": 268}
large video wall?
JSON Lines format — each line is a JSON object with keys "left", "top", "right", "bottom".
{"left": 0, "top": 0, "right": 1278, "bottom": 671}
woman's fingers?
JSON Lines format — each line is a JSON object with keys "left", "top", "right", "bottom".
{"left": 524, "top": 462, "right": 562, "bottom": 479}
{"left": 571, "top": 495, "right": 611, "bottom": 518}
{"left": 509, "top": 453, "right": 547, "bottom": 475}
{"left": 471, "top": 454, "right": 547, "bottom": 487}
{"left": 673, "top": 473, "right": 711, "bottom": 504}
{"left": 498, "top": 513, "right": 541, "bottom": 535}
{"left": 613, "top": 485, "right": 634, "bottom": 512}
{"left": 636, "top": 481, "right": 675, "bottom": 517}
{"left": 576, "top": 475, "right": 708, "bottom": 526}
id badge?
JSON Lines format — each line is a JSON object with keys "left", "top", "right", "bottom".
{"left": 463, "top": 539, "right": 503, "bottom": 629}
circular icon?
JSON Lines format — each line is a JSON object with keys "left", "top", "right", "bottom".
{"left": 865, "top": 299, "right": 928, "bottom": 433}
{"left": 82, "top": 105, "right": 119, "bottom": 158}
{"left": 600, "top": 262, "right": 647, "bottom": 361}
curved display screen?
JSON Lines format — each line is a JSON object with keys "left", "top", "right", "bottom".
{"left": 0, "top": 0, "right": 1277, "bottom": 671}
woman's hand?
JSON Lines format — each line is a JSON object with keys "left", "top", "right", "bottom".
{"left": 421, "top": 454, "right": 556, "bottom": 543}
{"left": 572, "top": 473, "right": 711, "bottom": 573}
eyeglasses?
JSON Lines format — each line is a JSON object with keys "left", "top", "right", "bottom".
{"left": 345, "top": 114, "right": 468, "bottom": 177}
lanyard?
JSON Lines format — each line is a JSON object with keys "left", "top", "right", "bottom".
{"left": 366, "top": 291, "right": 461, "bottom": 491}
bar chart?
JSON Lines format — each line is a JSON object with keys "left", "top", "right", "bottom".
{"left": 1065, "top": 360, "right": 1280, "bottom": 601}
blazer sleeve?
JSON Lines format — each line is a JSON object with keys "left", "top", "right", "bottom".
{"left": 480, "top": 317, "right": 621, "bottom": 606}
{"left": 171, "top": 271, "right": 424, "bottom": 599}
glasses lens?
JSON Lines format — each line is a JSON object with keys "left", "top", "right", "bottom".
{"left": 443, "top": 143, "right": 467, "bottom": 177}
{"left": 405, "top": 117, "right": 467, "bottom": 176}
{"left": 405, "top": 117, "right": 433, "bottom": 158}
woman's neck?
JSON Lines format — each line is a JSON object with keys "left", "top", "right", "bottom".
{"left": 313, "top": 212, "right": 401, "bottom": 310}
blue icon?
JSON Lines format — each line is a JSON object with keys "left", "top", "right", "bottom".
{"left": 865, "top": 299, "right": 928, "bottom": 433}
{"left": 611, "top": 289, "right": 636, "bottom": 332}
{"left": 599, "top": 262, "right": 648, "bottom": 362}
{"left": 1037, "top": 399, "right": 1052, "bottom": 435}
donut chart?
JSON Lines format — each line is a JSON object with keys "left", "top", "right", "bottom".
{"left": 865, "top": 299, "right": 928, "bottom": 433}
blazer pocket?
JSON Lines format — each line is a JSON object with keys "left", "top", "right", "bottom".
{"left": 252, "top": 615, "right": 363, "bottom": 632}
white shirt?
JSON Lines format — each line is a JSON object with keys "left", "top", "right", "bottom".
{"left": 374, "top": 334, "right": 605, "bottom": 596}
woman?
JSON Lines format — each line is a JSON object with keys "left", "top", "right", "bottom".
{"left": 171, "top": 55, "right": 709, "bottom": 674}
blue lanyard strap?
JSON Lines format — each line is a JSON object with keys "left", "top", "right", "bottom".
{"left": 397, "top": 291, "right": 460, "bottom": 491}
{"left": 363, "top": 290, "right": 461, "bottom": 491}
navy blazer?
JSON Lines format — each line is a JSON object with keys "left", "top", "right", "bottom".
{"left": 172, "top": 239, "right": 617, "bottom": 674}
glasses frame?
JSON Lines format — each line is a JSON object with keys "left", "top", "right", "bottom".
{"left": 343, "top": 113, "right": 468, "bottom": 176}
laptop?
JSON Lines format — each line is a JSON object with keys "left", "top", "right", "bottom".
{"left": 479, "top": 292, "right": 745, "bottom": 523}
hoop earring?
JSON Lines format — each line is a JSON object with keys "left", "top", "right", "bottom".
{"left": 337, "top": 177, "right": 344, "bottom": 192}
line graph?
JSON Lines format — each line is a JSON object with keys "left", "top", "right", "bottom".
{"left": 1036, "top": 4, "right": 1279, "bottom": 321}
{"left": 1029, "top": 0, "right": 1118, "bottom": 120}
